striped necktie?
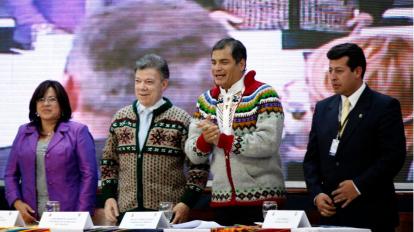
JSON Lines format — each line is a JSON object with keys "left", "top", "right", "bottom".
{"left": 340, "top": 98, "right": 350, "bottom": 135}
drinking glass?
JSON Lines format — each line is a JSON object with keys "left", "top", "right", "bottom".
{"left": 262, "top": 201, "right": 277, "bottom": 220}
{"left": 45, "top": 201, "right": 60, "bottom": 212}
{"left": 159, "top": 201, "right": 174, "bottom": 222}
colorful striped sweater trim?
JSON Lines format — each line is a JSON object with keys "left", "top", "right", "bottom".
{"left": 195, "top": 72, "right": 283, "bottom": 126}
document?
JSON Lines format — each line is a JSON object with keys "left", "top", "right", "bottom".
{"left": 171, "top": 220, "right": 223, "bottom": 229}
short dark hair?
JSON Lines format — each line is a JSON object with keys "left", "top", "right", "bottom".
{"left": 327, "top": 43, "right": 367, "bottom": 79}
{"left": 29, "top": 80, "right": 72, "bottom": 129}
{"left": 134, "top": 54, "right": 170, "bottom": 79}
{"left": 212, "top": 37, "right": 247, "bottom": 65}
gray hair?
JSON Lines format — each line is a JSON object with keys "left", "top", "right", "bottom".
{"left": 135, "top": 54, "right": 170, "bottom": 79}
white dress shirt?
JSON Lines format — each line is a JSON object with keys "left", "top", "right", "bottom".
{"left": 217, "top": 76, "right": 245, "bottom": 135}
{"left": 339, "top": 82, "right": 366, "bottom": 119}
{"left": 136, "top": 98, "right": 165, "bottom": 150}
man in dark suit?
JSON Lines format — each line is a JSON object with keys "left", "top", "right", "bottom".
{"left": 303, "top": 43, "right": 406, "bottom": 232}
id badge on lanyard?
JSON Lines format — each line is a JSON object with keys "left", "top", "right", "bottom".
{"left": 329, "top": 115, "right": 350, "bottom": 156}
{"left": 329, "top": 139, "right": 339, "bottom": 156}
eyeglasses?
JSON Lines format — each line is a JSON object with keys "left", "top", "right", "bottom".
{"left": 37, "top": 96, "right": 58, "bottom": 104}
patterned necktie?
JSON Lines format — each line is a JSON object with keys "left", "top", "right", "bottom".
{"left": 340, "top": 98, "right": 350, "bottom": 135}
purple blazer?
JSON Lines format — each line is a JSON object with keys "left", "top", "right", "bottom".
{"left": 4, "top": 121, "right": 98, "bottom": 218}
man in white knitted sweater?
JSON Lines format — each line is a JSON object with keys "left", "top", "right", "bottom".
{"left": 185, "top": 37, "right": 286, "bottom": 226}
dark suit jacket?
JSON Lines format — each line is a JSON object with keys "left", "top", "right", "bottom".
{"left": 303, "top": 86, "right": 406, "bottom": 230}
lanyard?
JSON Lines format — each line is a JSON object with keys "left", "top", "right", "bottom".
{"left": 336, "top": 113, "right": 351, "bottom": 140}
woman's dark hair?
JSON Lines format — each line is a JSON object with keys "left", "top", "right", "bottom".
{"left": 29, "top": 80, "right": 72, "bottom": 130}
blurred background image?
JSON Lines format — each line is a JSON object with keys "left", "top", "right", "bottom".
{"left": 0, "top": 0, "right": 412, "bottom": 185}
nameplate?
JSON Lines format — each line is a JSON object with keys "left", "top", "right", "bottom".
{"left": 0, "top": 210, "right": 25, "bottom": 227}
{"left": 39, "top": 212, "right": 93, "bottom": 231}
{"left": 119, "top": 211, "right": 170, "bottom": 229}
{"left": 262, "top": 210, "right": 311, "bottom": 228}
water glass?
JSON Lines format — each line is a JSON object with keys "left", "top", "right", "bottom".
{"left": 159, "top": 201, "right": 174, "bottom": 222}
{"left": 262, "top": 200, "right": 278, "bottom": 220}
{"left": 45, "top": 201, "right": 60, "bottom": 212}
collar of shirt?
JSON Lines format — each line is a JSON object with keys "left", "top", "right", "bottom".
{"left": 136, "top": 98, "right": 166, "bottom": 114}
{"left": 219, "top": 75, "right": 245, "bottom": 96}
{"left": 217, "top": 75, "right": 245, "bottom": 135}
{"left": 341, "top": 82, "right": 366, "bottom": 111}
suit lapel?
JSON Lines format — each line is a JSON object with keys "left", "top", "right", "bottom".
{"left": 325, "top": 95, "right": 341, "bottom": 141}
{"left": 25, "top": 126, "right": 39, "bottom": 155}
{"left": 338, "top": 87, "right": 372, "bottom": 149}
{"left": 47, "top": 123, "right": 69, "bottom": 152}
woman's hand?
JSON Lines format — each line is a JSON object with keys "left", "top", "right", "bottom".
{"left": 13, "top": 199, "right": 36, "bottom": 224}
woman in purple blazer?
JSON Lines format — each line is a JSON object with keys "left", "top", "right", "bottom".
{"left": 4, "top": 80, "right": 98, "bottom": 223}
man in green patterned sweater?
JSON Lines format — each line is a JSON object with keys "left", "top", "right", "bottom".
{"left": 100, "top": 54, "right": 209, "bottom": 224}
{"left": 185, "top": 37, "right": 286, "bottom": 225}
